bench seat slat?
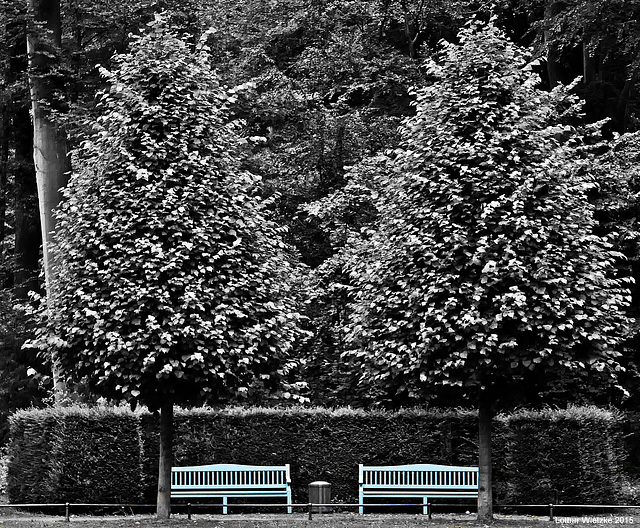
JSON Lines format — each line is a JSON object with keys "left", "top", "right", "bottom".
{"left": 362, "top": 490, "right": 478, "bottom": 497}
{"left": 173, "top": 484, "right": 288, "bottom": 489}
{"left": 171, "top": 463, "right": 292, "bottom": 514}
{"left": 359, "top": 463, "right": 478, "bottom": 514}
{"left": 172, "top": 490, "right": 290, "bottom": 497}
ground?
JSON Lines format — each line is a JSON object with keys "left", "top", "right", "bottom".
{"left": 0, "top": 512, "right": 637, "bottom": 528}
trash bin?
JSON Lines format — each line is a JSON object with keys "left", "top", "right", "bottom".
{"left": 308, "top": 481, "right": 331, "bottom": 513}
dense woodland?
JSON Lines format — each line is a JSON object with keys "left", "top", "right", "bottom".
{"left": 1, "top": 0, "right": 640, "bottom": 437}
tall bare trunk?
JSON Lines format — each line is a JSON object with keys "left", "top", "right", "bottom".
{"left": 26, "top": 0, "right": 70, "bottom": 400}
{"left": 157, "top": 397, "right": 174, "bottom": 519}
{"left": 477, "top": 389, "right": 493, "bottom": 522}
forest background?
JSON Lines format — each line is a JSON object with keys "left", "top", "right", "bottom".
{"left": 2, "top": 0, "right": 640, "bottom": 444}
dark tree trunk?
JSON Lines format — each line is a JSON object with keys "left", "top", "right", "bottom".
{"left": 8, "top": 14, "right": 40, "bottom": 300}
{"left": 0, "top": 102, "right": 7, "bottom": 277}
{"left": 477, "top": 389, "right": 493, "bottom": 522}
{"left": 616, "top": 60, "right": 639, "bottom": 133}
{"left": 400, "top": 0, "right": 421, "bottom": 59}
{"left": 13, "top": 106, "right": 40, "bottom": 300}
{"left": 544, "top": 1, "right": 563, "bottom": 87}
{"left": 583, "top": 42, "right": 597, "bottom": 84}
{"left": 378, "top": 0, "right": 392, "bottom": 40}
{"left": 157, "top": 397, "right": 174, "bottom": 519}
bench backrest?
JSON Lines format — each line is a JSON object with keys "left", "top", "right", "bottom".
{"left": 359, "top": 463, "right": 478, "bottom": 489}
{"left": 172, "top": 463, "right": 291, "bottom": 490}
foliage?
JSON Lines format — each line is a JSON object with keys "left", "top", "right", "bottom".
{"left": 199, "top": 0, "right": 422, "bottom": 265}
{"left": 526, "top": 0, "right": 640, "bottom": 69}
{"left": 58, "top": 0, "right": 215, "bottom": 143}
{"left": 300, "top": 155, "right": 387, "bottom": 404}
{"left": 514, "top": 0, "right": 640, "bottom": 131}
{"left": 0, "top": 292, "right": 48, "bottom": 442}
{"left": 341, "top": 19, "right": 632, "bottom": 406}
{"left": 589, "top": 131, "right": 640, "bottom": 406}
{"left": 194, "top": 0, "right": 425, "bottom": 400}
{"left": 27, "top": 16, "right": 307, "bottom": 411}
{"left": 591, "top": 132, "right": 640, "bottom": 297}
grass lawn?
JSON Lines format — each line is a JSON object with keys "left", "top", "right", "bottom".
{"left": 0, "top": 512, "right": 637, "bottom": 528}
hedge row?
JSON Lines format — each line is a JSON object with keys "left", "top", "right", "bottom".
{"left": 501, "top": 407, "right": 626, "bottom": 504}
{"left": 8, "top": 406, "right": 145, "bottom": 503}
{"left": 7, "top": 405, "right": 627, "bottom": 505}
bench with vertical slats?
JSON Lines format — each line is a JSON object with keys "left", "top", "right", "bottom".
{"left": 359, "top": 463, "right": 478, "bottom": 514}
{"left": 171, "top": 463, "right": 292, "bottom": 514}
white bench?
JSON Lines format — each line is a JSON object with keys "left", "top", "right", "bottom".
{"left": 171, "top": 463, "right": 293, "bottom": 514}
{"left": 359, "top": 463, "right": 478, "bottom": 514}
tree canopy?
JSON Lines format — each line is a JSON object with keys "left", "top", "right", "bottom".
{"left": 38, "top": 16, "right": 306, "bottom": 410}
{"left": 342, "top": 19, "right": 632, "bottom": 406}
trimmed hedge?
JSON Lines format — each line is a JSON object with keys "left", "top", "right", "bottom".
{"left": 7, "top": 405, "right": 627, "bottom": 505}
{"left": 8, "top": 407, "right": 144, "bottom": 503}
{"left": 498, "top": 407, "right": 626, "bottom": 505}
{"left": 8, "top": 410, "right": 56, "bottom": 503}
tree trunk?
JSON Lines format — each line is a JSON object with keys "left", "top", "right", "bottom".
{"left": 583, "top": 41, "right": 597, "bottom": 84}
{"left": 477, "top": 389, "right": 493, "bottom": 522}
{"left": 157, "top": 397, "right": 174, "bottom": 520}
{"left": 544, "top": 1, "right": 563, "bottom": 88}
{"left": 0, "top": 102, "right": 8, "bottom": 278}
{"left": 6, "top": 9, "right": 40, "bottom": 299}
{"left": 378, "top": 0, "right": 392, "bottom": 40}
{"left": 615, "top": 54, "right": 640, "bottom": 133}
{"left": 26, "top": 0, "right": 70, "bottom": 399}
{"left": 13, "top": 107, "right": 40, "bottom": 300}
{"left": 401, "top": 0, "right": 421, "bottom": 59}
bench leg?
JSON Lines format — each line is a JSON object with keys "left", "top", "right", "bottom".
{"left": 423, "top": 497, "right": 428, "bottom": 516}
{"left": 223, "top": 496, "right": 228, "bottom": 515}
{"left": 359, "top": 489, "right": 364, "bottom": 514}
{"left": 287, "top": 489, "right": 293, "bottom": 514}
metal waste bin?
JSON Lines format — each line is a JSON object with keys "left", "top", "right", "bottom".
{"left": 309, "top": 481, "right": 331, "bottom": 513}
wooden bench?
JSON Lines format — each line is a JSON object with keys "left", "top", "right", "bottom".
{"left": 359, "top": 463, "right": 478, "bottom": 514}
{"left": 171, "top": 463, "right": 293, "bottom": 514}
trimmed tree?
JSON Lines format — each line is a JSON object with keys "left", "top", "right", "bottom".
{"left": 41, "top": 16, "right": 306, "bottom": 519}
{"left": 343, "top": 20, "right": 632, "bottom": 521}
